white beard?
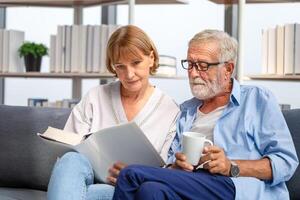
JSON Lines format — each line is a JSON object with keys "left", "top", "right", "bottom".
{"left": 190, "top": 77, "right": 223, "bottom": 100}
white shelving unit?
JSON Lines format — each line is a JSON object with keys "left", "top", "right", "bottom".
{"left": 208, "top": 0, "right": 299, "bottom": 4}
{"left": 0, "top": 0, "right": 188, "bottom": 7}
{"left": 0, "top": 72, "right": 187, "bottom": 79}
{"left": 244, "top": 74, "right": 300, "bottom": 81}
{"left": 208, "top": 0, "right": 300, "bottom": 82}
{"left": 0, "top": 0, "right": 188, "bottom": 104}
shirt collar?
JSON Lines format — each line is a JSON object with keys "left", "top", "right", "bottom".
{"left": 230, "top": 78, "right": 241, "bottom": 106}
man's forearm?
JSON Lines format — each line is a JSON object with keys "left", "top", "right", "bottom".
{"left": 234, "top": 157, "right": 272, "bottom": 180}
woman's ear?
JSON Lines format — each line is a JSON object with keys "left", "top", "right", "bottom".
{"left": 149, "top": 51, "right": 155, "bottom": 67}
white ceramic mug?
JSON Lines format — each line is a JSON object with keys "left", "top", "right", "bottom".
{"left": 182, "top": 132, "right": 213, "bottom": 166}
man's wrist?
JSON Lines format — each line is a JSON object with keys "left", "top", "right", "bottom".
{"left": 229, "top": 161, "right": 240, "bottom": 177}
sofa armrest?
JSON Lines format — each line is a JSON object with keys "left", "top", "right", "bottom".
{"left": 283, "top": 109, "right": 300, "bottom": 199}
{"left": 0, "top": 105, "right": 73, "bottom": 191}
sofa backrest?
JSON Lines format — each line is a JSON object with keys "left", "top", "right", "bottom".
{"left": 283, "top": 109, "right": 300, "bottom": 200}
{"left": 0, "top": 105, "right": 73, "bottom": 191}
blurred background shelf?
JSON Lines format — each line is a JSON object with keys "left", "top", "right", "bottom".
{"left": 208, "top": 0, "right": 300, "bottom": 4}
{"left": 0, "top": 72, "right": 187, "bottom": 79}
{"left": 244, "top": 74, "right": 300, "bottom": 81}
{"left": 0, "top": 0, "right": 188, "bottom": 7}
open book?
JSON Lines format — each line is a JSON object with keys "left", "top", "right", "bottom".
{"left": 38, "top": 122, "right": 165, "bottom": 182}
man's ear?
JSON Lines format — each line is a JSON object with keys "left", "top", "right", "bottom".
{"left": 226, "top": 62, "right": 234, "bottom": 76}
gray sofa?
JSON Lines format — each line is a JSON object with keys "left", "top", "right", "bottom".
{"left": 0, "top": 105, "right": 73, "bottom": 200}
{"left": 0, "top": 105, "right": 299, "bottom": 200}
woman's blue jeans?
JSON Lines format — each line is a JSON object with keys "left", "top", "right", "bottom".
{"left": 47, "top": 152, "right": 115, "bottom": 200}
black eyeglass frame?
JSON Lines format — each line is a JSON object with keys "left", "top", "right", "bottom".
{"left": 181, "top": 59, "right": 229, "bottom": 71}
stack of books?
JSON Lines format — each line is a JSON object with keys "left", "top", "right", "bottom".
{"left": 28, "top": 98, "right": 80, "bottom": 108}
{"left": 28, "top": 98, "right": 48, "bottom": 107}
{"left": 0, "top": 29, "right": 25, "bottom": 73}
{"left": 155, "top": 55, "right": 177, "bottom": 76}
{"left": 261, "top": 23, "right": 300, "bottom": 75}
{"left": 49, "top": 24, "right": 120, "bottom": 74}
{"left": 279, "top": 104, "right": 291, "bottom": 110}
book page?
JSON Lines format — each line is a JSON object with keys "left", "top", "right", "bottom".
{"left": 38, "top": 126, "right": 83, "bottom": 146}
{"left": 75, "top": 138, "right": 113, "bottom": 183}
{"left": 74, "top": 122, "right": 165, "bottom": 182}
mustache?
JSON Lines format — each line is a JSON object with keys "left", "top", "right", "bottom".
{"left": 189, "top": 78, "right": 207, "bottom": 85}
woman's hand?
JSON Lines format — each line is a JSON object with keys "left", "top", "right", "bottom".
{"left": 107, "top": 162, "right": 127, "bottom": 185}
{"left": 172, "top": 152, "right": 194, "bottom": 171}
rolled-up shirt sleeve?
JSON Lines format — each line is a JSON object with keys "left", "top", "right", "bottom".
{"left": 254, "top": 89, "right": 298, "bottom": 186}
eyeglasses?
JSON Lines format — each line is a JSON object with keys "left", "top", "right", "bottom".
{"left": 181, "top": 59, "right": 228, "bottom": 71}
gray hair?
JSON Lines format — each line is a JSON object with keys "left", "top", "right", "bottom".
{"left": 189, "top": 29, "right": 238, "bottom": 77}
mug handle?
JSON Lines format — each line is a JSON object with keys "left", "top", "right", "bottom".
{"left": 194, "top": 139, "right": 214, "bottom": 171}
{"left": 204, "top": 139, "right": 213, "bottom": 147}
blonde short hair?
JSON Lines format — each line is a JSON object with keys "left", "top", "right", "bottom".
{"left": 106, "top": 25, "right": 159, "bottom": 75}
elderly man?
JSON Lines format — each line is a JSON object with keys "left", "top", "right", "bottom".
{"left": 112, "top": 29, "right": 299, "bottom": 200}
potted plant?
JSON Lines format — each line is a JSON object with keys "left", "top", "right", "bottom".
{"left": 18, "top": 42, "right": 48, "bottom": 72}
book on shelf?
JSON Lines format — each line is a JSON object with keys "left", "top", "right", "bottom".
{"left": 61, "top": 98, "right": 80, "bottom": 108}
{"left": 49, "top": 35, "right": 56, "bottom": 73}
{"left": 279, "top": 104, "right": 291, "bottom": 111}
{"left": 261, "top": 29, "right": 268, "bottom": 74}
{"left": 155, "top": 55, "right": 177, "bottom": 76}
{"left": 99, "top": 24, "right": 109, "bottom": 73}
{"left": 267, "top": 28, "right": 276, "bottom": 74}
{"left": 155, "top": 66, "right": 177, "bottom": 76}
{"left": 284, "top": 23, "right": 295, "bottom": 75}
{"left": 64, "top": 26, "right": 72, "bottom": 73}
{"left": 38, "top": 122, "right": 165, "bottom": 182}
{"left": 48, "top": 99, "right": 80, "bottom": 108}
{"left": 276, "top": 25, "right": 284, "bottom": 75}
{"left": 92, "top": 25, "right": 102, "bottom": 73}
{"left": 71, "top": 25, "right": 80, "bottom": 73}
{"left": 1, "top": 29, "right": 25, "bottom": 73}
{"left": 55, "top": 25, "right": 65, "bottom": 73}
{"left": 28, "top": 98, "right": 48, "bottom": 107}
{"left": 294, "top": 23, "right": 300, "bottom": 74}
{"left": 79, "top": 25, "right": 88, "bottom": 73}
{"left": 159, "top": 55, "right": 177, "bottom": 67}
{"left": 28, "top": 98, "right": 80, "bottom": 108}
{"left": 86, "top": 25, "right": 94, "bottom": 73}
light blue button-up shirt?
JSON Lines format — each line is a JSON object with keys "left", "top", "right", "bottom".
{"left": 168, "top": 79, "right": 299, "bottom": 200}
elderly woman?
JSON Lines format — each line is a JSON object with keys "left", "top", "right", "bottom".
{"left": 47, "top": 25, "right": 179, "bottom": 200}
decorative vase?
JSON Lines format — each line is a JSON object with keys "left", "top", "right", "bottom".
{"left": 24, "top": 54, "right": 42, "bottom": 72}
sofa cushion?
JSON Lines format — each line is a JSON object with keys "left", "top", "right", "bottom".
{"left": 283, "top": 109, "right": 300, "bottom": 200}
{"left": 0, "top": 105, "right": 73, "bottom": 191}
{"left": 0, "top": 187, "right": 46, "bottom": 200}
